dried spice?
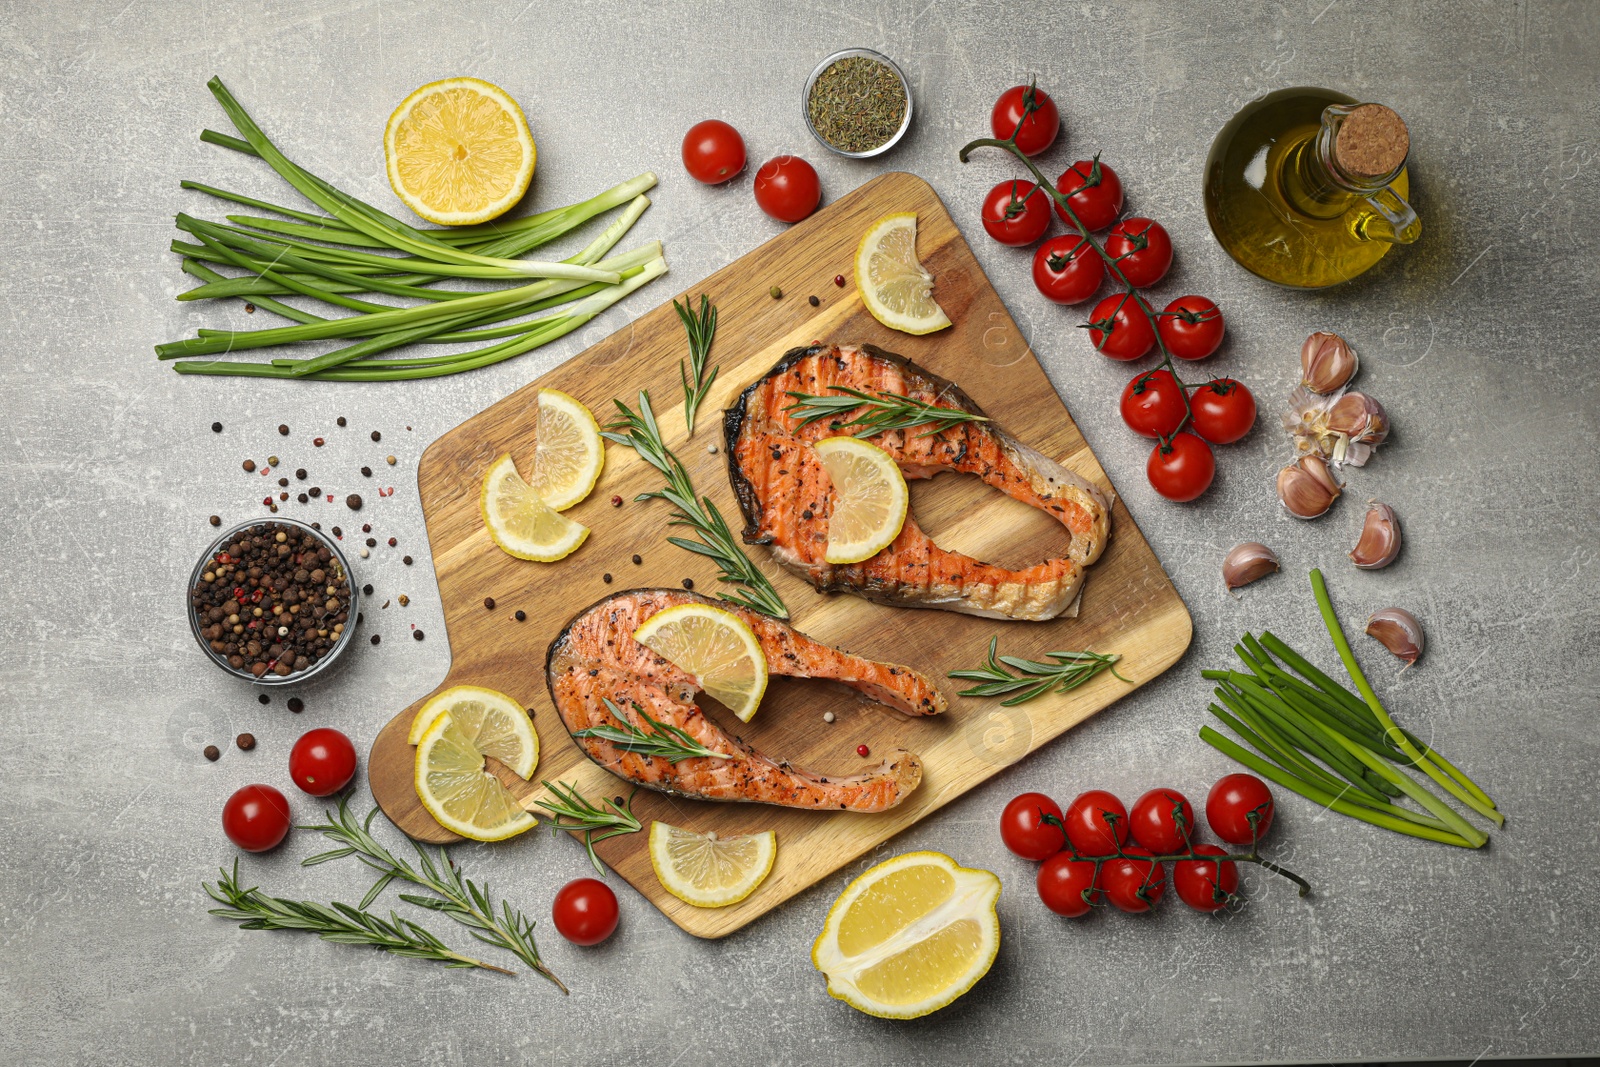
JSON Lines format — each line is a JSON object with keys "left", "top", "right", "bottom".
{"left": 808, "top": 56, "right": 907, "bottom": 153}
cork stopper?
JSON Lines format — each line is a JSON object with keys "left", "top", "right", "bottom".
{"left": 1334, "top": 104, "right": 1410, "bottom": 180}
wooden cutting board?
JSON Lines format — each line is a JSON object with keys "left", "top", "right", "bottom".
{"left": 368, "top": 171, "right": 1191, "bottom": 938}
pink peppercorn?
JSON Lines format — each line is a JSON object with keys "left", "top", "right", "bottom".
{"left": 833, "top": 274, "right": 845, "bottom": 287}
{"left": 856, "top": 744, "right": 870, "bottom": 757}
{"left": 611, "top": 495, "right": 623, "bottom": 507}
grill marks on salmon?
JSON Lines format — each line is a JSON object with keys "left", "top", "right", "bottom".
{"left": 545, "top": 589, "right": 944, "bottom": 812}
{"left": 725, "top": 344, "right": 1113, "bottom": 621}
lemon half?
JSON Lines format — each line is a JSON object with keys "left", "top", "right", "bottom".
{"left": 481, "top": 453, "right": 589, "bottom": 562}
{"left": 530, "top": 388, "right": 604, "bottom": 511}
{"left": 813, "top": 437, "right": 908, "bottom": 565}
{"left": 384, "top": 77, "right": 535, "bottom": 226}
{"left": 407, "top": 685, "right": 538, "bottom": 779}
{"left": 649, "top": 822, "right": 776, "bottom": 908}
{"left": 855, "top": 212, "right": 951, "bottom": 335}
{"left": 413, "top": 713, "right": 537, "bottom": 842}
{"left": 633, "top": 603, "right": 768, "bottom": 722}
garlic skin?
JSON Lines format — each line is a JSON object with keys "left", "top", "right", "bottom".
{"left": 1349, "top": 501, "right": 1402, "bottom": 569}
{"left": 1301, "top": 331, "right": 1359, "bottom": 394}
{"left": 1366, "top": 608, "right": 1424, "bottom": 665}
{"left": 1282, "top": 387, "right": 1389, "bottom": 467}
{"left": 1223, "top": 542, "right": 1280, "bottom": 590}
{"left": 1277, "top": 454, "right": 1343, "bottom": 519}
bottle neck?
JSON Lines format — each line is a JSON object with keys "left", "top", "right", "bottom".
{"left": 1283, "top": 103, "right": 1405, "bottom": 219}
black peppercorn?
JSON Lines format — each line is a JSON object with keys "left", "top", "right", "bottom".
{"left": 403, "top": 556, "right": 413, "bottom": 565}
{"left": 236, "top": 733, "right": 256, "bottom": 751}
{"left": 514, "top": 610, "right": 526, "bottom": 622}
{"left": 331, "top": 527, "right": 342, "bottom": 538}
{"left": 370, "top": 634, "right": 380, "bottom": 645}
{"left": 209, "top": 515, "right": 221, "bottom": 526}
{"left": 337, "top": 416, "right": 347, "bottom": 427}
{"left": 309, "top": 487, "right": 321, "bottom": 498}
{"left": 204, "top": 744, "right": 220, "bottom": 761}
{"left": 346, "top": 494, "right": 363, "bottom": 511}
{"left": 287, "top": 697, "right": 304, "bottom": 713}
{"left": 484, "top": 596, "right": 496, "bottom": 610}
{"left": 297, "top": 493, "right": 308, "bottom": 504}
{"left": 258, "top": 694, "right": 270, "bottom": 705}
{"left": 365, "top": 537, "right": 376, "bottom": 547}
{"left": 413, "top": 630, "right": 424, "bottom": 641}
{"left": 278, "top": 424, "right": 290, "bottom": 435}
{"left": 808, "top": 295, "right": 820, "bottom": 307}
{"left": 361, "top": 466, "right": 372, "bottom": 477}
{"left": 211, "top": 422, "right": 223, "bottom": 433}
{"left": 278, "top": 477, "right": 289, "bottom": 487}
{"left": 371, "top": 430, "right": 381, "bottom": 442}
{"left": 295, "top": 468, "right": 307, "bottom": 480}
{"left": 603, "top": 573, "right": 613, "bottom": 583}
{"left": 682, "top": 578, "right": 695, "bottom": 589}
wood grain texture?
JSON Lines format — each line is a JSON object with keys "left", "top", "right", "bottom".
{"left": 367, "top": 172, "right": 1191, "bottom": 938}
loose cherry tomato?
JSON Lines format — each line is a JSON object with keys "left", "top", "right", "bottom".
{"left": 1086, "top": 293, "right": 1155, "bottom": 360}
{"left": 752, "top": 155, "right": 821, "bottom": 223}
{"left": 1000, "top": 792, "right": 1066, "bottom": 860}
{"left": 1147, "top": 432, "right": 1215, "bottom": 502}
{"left": 1157, "top": 295, "right": 1225, "bottom": 360}
{"left": 1174, "top": 844, "right": 1239, "bottom": 912}
{"left": 1119, "top": 369, "right": 1187, "bottom": 438}
{"left": 222, "top": 784, "right": 291, "bottom": 853}
{"left": 981, "top": 179, "right": 1051, "bottom": 246}
{"left": 1104, "top": 218, "right": 1173, "bottom": 288}
{"left": 1032, "top": 235, "right": 1103, "bottom": 304}
{"left": 1207, "top": 773, "right": 1276, "bottom": 846}
{"left": 990, "top": 81, "right": 1060, "bottom": 157}
{"left": 552, "top": 877, "right": 619, "bottom": 946}
{"left": 288, "top": 727, "right": 357, "bottom": 797}
{"left": 1100, "top": 847, "right": 1166, "bottom": 913}
{"left": 1037, "top": 853, "right": 1102, "bottom": 917}
{"left": 681, "top": 119, "right": 746, "bottom": 185}
{"left": 1062, "top": 790, "right": 1128, "bottom": 856}
{"left": 1190, "top": 379, "right": 1256, "bottom": 445}
{"left": 1129, "top": 787, "right": 1196, "bottom": 854}
{"left": 1054, "top": 158, "right": 1124, "bottom": 232}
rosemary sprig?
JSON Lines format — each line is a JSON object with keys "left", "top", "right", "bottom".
{"left": 675, "top": 294, "right": 719, "bottom": 436}
{"left": 299, "top": 801, "right": 567, "bottom": 993}
{"left": 783, "top": 386, "right": 989, "bottom": 439}
{"left": 950, "top": 637, "right": 1130, "bottom": 706}
{"left": 534, "top": 781, "right": 643, "bottom": 876}
{"left": 204, "top": 858, "right": 512, "bottom": 975}
{"left": 573, "top": 697, "right": 744, "bottom": 763}
{"left": 602, "top": 390, "right": 789, "bottom": 617}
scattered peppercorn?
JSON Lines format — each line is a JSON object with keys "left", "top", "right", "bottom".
{"left": 682, "top": 578, "right": 695, "bottom": 589}
{"left": 337, "top": 416, "right": 347, "bottom": 427}
{"left": 611, "top": 495, "right": 623, "bottom": 507}
{"left": 386, "top": 455, "right": 397, "bottom": 466}
{"left": 287, "top": 697, "right": 304, "bottom": 713}
{"left": 242, "top": 459, "right": 256, "bottom": 473}
{"left": 371, "top": 634, "right": 381, "bottom": 645}
{"left": 278, "top": 424, "right": 290, "bottom": 436}
{"left": 823, "top": 711, "right": 836, "bottom": 723}
{"left": 371, "top": 431, "right": 382, "bottom": 442}
{"left": 387, "top": 537, "right": 397, "bottom": 547}
{"left": 412, "top": 630, "right": 424, "bottom": 641}
{"left": 297, "top": 493, "right": 309, "bottom": 504}
{"left": 204, "top": 744, "right": 221, "bottom": 761}
{"left": 267, "top": 456, "right": 279, "bottom": 467}
{"left": 346, "top": 494, "right": 362, "bottom": 511}
{"left": 603, "top": 573, "right": 613, "bottom": 583}
{"left": 244, "top": 303, "right": 256, "bottom": 314}
{"left": 278, "top": 477, "right": 288, "bottom": 487}
{"left": 309, "top": 486, "right": 321, "bottom": 497}
{"left": 808, "top": 295, "right": 820, "bottom": 307}
{"left": 332, "top": 526, "right": 342, "bottom": 538}
{"left": 314, "top": 437, "right": 325, "bottom": 447}
{"left": 279, "top": 492, "right": 289, "bottom": 501}
{"left": 856, "top": 744, "right": 870, "bottom": 757}
{"left": 211, "top": 422, "right": 223, "bottom": 433}
{"left": 403, "top": 555, "right": 413, "bottom": 565}
{"left": 237, "top": 733, "right": 257, "bottom": 751}
{"left": 483, "top": 596, "right": 496, "bottom": 610}
{"left": 631, "top": 554, "right": 642, "bottom": 565}
{"left": 259, "top": 694, "right": 270, "bottom": 705}
{"left": 707, "top": 444, "right": 718, "bottom": 454}
{"left": 769, "top": 286, "right": 782, "bottom": 299}
{"left": 363, "top": 537, "right": 375, "bottom": 548}
{"left": 361, "top": 466, "right": 372, "bottom": 477}
{"left": 514, "top": 610, "right": 527, "bottom": 622}
{"left": 398, "top": 594, "right": 410, "bottom": 607}
{"left": 295, "top": 468, "right": 307, "bottom": 480}
{"left": 209, "top": 515, "right": 222, "bottom": 526}
{"left": 834, "top": 274, "right": 846, "bottom": 287}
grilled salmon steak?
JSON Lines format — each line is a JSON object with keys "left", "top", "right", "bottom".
{"left": 546, "top": 589, "right": 944, "bottom": 811}
{"left": 725, "top": 344, "right": 1113, "bottom": 621}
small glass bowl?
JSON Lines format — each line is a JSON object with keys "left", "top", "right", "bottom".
{"left": 803, "top": 48, "right": 914, "bottom": 159}
{"left": 187, "top": 517, "right": 361, "bottom": 687}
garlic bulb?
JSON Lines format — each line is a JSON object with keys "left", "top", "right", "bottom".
{"left": 1223, "top": 542, "right": 1279, "bottom": 590}
{"left": 1349, "top": 501, "right": 1402, "bottom": 569}
{"left": 1301, "top": 331, "right": 1359, "bottom": 394}
{"left": 1276, "top": 454, "right": 1342, "bottom": 519}
{"left": 1366, "top": 608, "right": 1424, "bottom": 665}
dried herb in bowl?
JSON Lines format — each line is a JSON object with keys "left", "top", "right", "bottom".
{"left": 808, "top": 55, "right": 908, "bottom": 155}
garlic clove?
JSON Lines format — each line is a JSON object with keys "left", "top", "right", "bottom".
{"left": 1223, "top": 542, "right": 1280, "bottom": 590}
{"left": 1366, "top": 608, "right": 1424, "bottom": 665}
{"left": 1349, "top": 501, "right": 1402, "bottom": 569}
{"left": 1276, "top": 454, "right": 1343, "bottom": 519}
{"left": 1327, "top": 391, "right": 1389, "bottom": 446}
{"left": 1301, "top": 331, "right": 1359, "bottom": 394}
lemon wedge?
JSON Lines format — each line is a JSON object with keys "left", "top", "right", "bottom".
{"left": 531, "top": 388, "right": 604, "bottom": 511}
{"left": 481, "top": 453, "right": 588, "bottom": 562}
{"left": 633, "top": 603, "right": 768, "bottom": 722}
{"left": 813, "top": 437, "right": 908, "bottom": 565}
{"left": 407, "top": 685, "right": 538, "bottom": 779}
{"left": 413, "top": 712, "right": 537, "bottom": 842}
{"left": 384, "top": 77, "right": 536, "bottom": 226}
{"left": 855, "top": 212, "right": 951, "bottom": 335}
{"left": 649, "top": 822, "right": 776, "bottom": 908}
{"left": 811, "top": 851, "right": 1001, "bottom": 1020}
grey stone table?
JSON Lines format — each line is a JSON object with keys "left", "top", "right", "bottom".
{"left": 3, "top": 2, "right": 1596, "bottom": 1064}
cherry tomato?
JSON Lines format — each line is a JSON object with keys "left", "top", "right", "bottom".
{"left": 288, "top": 728, "right": 357, "bottom": 797}
{"left": 222, "top": 784, "right": 291, "bottom": 853}
{"left": 752, "top": 155, "right": 821, "bottom": 223}
{"left": 1062, "top": 790, "right": 1128, "bottom": 856}
{"left": 1032, "top": 235, "right": 1103, "bottom": 304}
{"left": 1207, "top": 773, "right": 1276, "bottom": 846}
{"left": 1000, "top": 792, "right": 1067, "bottom": 860}
{"left": 1104, "top": 218, "right": 1173, "bottom": 288}
{"left": 552, "top": 877, "right": 619, "bottom": 946}
{"left": 681, "top": 119, "right": 746, "bottom": 185}
{"left": 1086, "top": 293, "right": 1155, "bottom": 360}
{"left": 990, "top": 81, "right": 1060, "bottom": 157}
{"left": 1100, "top": 846, "right": 1166, "bottom": 913}
{"left": 981, "top": 179, "right": 1051, "bottom": 246}
{"left": 1129, "top": 787, "right": 1196, "bottom": 854}
{"left": 1190, "top": 379, "right": 1256, "bottom": 445}
{"left": 1119, "top": 369, "right": 1187, "bottom": 438}
{"left": 1054, "top": 158, "right": 1124, "bottom": 232}
{"left": 1037, "top": 853, "right": 1102, "bottom": 917}
{"left": 1157, "top": 295, "right": 1225, "bottom": 360}
{"left": 1147, "top": 432, "right": 1215, "bottom": 502}
{"left": 1174, "top": 844, "right": 1239, "bottom": 913}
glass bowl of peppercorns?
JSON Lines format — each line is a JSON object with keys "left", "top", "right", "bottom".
{"left": 188, "top": 518, "right": 361, "bottom": 685}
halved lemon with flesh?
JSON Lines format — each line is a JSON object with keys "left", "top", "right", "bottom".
{"left": 855, "top": 212, "right": 951, "bottom": 336}
{"left": 633, "top": 603, "right": 768, "bottom": 722}
{"left": 530, "top": 388, "right": 603, "bottom": 512}
{"left": 649, "top": 821, "right": 776, "bottom": 908}
{"left": 481, "top": 453, "right": 588, "bottom": 562}
{"left": 407, "top": 685, "right": 538, "bottom": 779}
{"left": 384, "top": 77, "right": 536, "bottom": 226}
{"left": 813, "top": 437, "right": 908, "bottom": 565}
{"left": 811, "top": 851, "right": 1001, "bottom": 1020}
{"left": 413, "top": 712, "right": 537, "bottom": 842}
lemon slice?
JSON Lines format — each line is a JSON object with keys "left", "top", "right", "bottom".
{"left": 407, "top": 685, "right": 538, "bottom": 779}
{"left": 384, "top": 77, "right": 536, "bottom": 226}
{"left": 531, "top": 388, "right": 604, "bottom": 511}
{"left": 855, "top": 212, "right": 952, "bottom": 335}
{"left": 481, "top": 453, "right": 589, "bottom": 562}
{"left": 649, "top": 822, "right": 776, "bottom": 908}
{"left": 413, "top": 713, "right": 537, "bottom": 842}
{"left": 812, "top": 851, "right": 1000, "bottom": 1020}
{"left": 633, "top": 603, "right": 768, "bottom": 722}
{"left": 813, "top": 437, "right": 909, "bottom": 565}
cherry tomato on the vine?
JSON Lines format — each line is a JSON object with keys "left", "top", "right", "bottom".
{"left": 1100, "top": 846, "right": 1166, "bottom": 913}
{"left": 288, "top": 728, "right": 357, "bottom": 796}
{"left": 981, "top": 179, "right": 1052, "bottom": 246}
{"left": 1054, "top": 158, "right": 1124, "bottom": 232}
{"left": 1207, "top": 773, "right": 1276, "bottom": 846}
{"left": 1129, "top": 787, "right": 1196, "bottom": 854}
{"left": 1174, "top": 844, "right": 1239, "bottom": 913}
{"left": 1062, "top": 790, "right": 1128, "bottom": 856}
{"left": 680, "top": 120, "right": 746, "bottom": 185}
{"left": 1158, "top": 295, "right": 1226, "bottom": 360}
{"left": 1037, "top": 853, "right": 1102, "bottom": 917}
{"left": 1032, "top": 235, "right": 1104, "bottom": 304}
{"left": 552, "top": 877, "right": 619, "bottom": 946}
{"left": 1104, "top": 218, "right": 1173, "bottom": 288}
{"left": 1190, "top": 379, "right": 1256, "bottom": 445}
{"left": 1147, "top": 432, "right": 1215, "bottom": 502}
{"left": 752, "top": 155, "right": 821, "bottom": 223}
{"left": 1119, "top": 369, "right": 1187, "bottom": 438}
{"left": 222, "top": 784, "right": 291, "bottom": 853}
{"left": 990, "top": 81, "right": 1060, "bottom": 157}
{"left": 1086, "top": 292, "right": 1155, "bottom": 360}
{"left": 999, "top": 792, "right": 1066, "bottom": 860}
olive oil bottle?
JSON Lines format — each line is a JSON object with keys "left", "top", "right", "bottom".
{"left": 1203, "top": 87, "right": 1421, "bottom": 289}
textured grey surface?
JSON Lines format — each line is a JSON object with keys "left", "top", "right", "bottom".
{"left": 2, "top": 1, "right": 1597, "bottom": 1064}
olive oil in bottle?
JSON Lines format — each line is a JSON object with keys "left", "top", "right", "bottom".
{"left": 1203, "top": 87, "right": 1421, "bottom": 289}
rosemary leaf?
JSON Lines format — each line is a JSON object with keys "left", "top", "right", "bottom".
{"left": 534, "top": 781, "right": 643, "bottom": 876}
{"left": 782, "top": 387, "right": 988, "bottom": 439}
{"left": 950, "top": 637, "right": 1129, "bottom": 706}
{"left": 572, "top": 697, "right": 744, "bottom": 763}
{"left": 674, "top": 294, "right": 719, "bottom": 436}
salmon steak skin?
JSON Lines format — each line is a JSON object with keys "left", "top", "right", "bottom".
{"left": 545, "top": 589, "right": 944, "bottom": 812}
{"left": 724, "top": 343, "right": 1113, "bottom": 622}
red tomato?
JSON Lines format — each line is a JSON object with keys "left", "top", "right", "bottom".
{"left": 999, "top": 792, "right": 1066, "bottom": 861}
{"left": 1104, "top": 218, "right": 1173, "bottom": 288}
{"left": 1147, "top": 432, "right": 1215, "bottom": 502}
{"left": 752, "top": 155, "right": 821, "bottom": 223}
{"left": 1119, "top": 369, "right": 1187, "bottom": 438}
{"left": 1190, "top": 379, "right": 1256, "bottom": 445}
{"left": 1207, "top": 773, "right": 1276, "bottom": 846}
{"left": 1032, "top": 235, "right": 1103, "bottom": 304}
{"left": 288, "top": 728, "right": 357, "bottom": 797}
{"left": 1086, "top": 293, "right": 1155, "bottom": 360}
{"left": 1158, "top": 295, "right": 1225, "bottom": 360}
{"left": 1129, "top": 787, "right": 1196, "bottom": 854}
{"left": 1174, "top": 844, "right": 1240, "bottom": 912}
{"left": 222, "top": 784, "right": 291, "bottom": 853}
{"left": 1054, "top": 158, "right": 1124, "bottom": 232}
{"left": 1062, "top": 790, "right": 1128, "bottom": 856}
{"left": 990, "top": 81, "right": 1060, "bottom": 156}
{"left": 681, "top": 119, "right": 746, "bottom": 185}
{"left": 1101, "top": 847, "right": 1166, "bottom": 913}
{"left": 981, "top": 179, "right": 1051, "bottom": 246}
{"left": 1037, "top": 853, "right": 1102, "bottom": 917}
{"left": 552, "top": 878, "right": 619, "bottom": 946}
